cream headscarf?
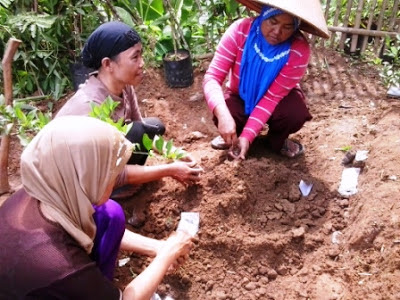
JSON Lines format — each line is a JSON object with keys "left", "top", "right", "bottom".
{"left": 20, "top": 116, "right": 133, "bottom": 253}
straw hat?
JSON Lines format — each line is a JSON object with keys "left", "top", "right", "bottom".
{"left": 235, "top": 0, "right": 330, "bottom": 38}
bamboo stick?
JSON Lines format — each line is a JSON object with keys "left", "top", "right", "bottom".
{"left": 374, "top": 0, "right": 388, "bottom": 54}
{"left": 322, "top": 0, "right": 332, "bottom": 47}
{"left": 361, "top": 0, "right": 378, "bottom": 53}
{"left": 387, "top": 0, "right": 400, "bottom": 49}
{"left": 330, "top": 0, "right": 343, "bottom": 48}
{"left": 339, "top": 0, "right": 354, "bottom": 50}
{"left": 388, "top": 0, "right": 399, "bottom": 30}
{"left": 350, "top": 0, "right": 364, "bottom": 53}
{"left": 328, "top": 26, "right": 399, "bottom": 38}
{"left": 0, "top": 38, "right": 22, "bottom": 195}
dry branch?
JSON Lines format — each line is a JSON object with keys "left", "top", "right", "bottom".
{"left": 0, "top": 38, "right": 22, "bottom": 195}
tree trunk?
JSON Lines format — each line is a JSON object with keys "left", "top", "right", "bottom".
{"left": 0, "top": 38, "right": 22, "bottom": 195}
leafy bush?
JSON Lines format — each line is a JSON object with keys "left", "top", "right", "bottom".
{"left": 0, "top": 1, "right": 103, "bottom": 100}
{"left": 0, "top": 95, "right": 51, "bottom": 146}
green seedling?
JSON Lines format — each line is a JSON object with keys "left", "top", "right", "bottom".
{"left": 89, "top": 97, "right": 185, "bottom": 160}
{"left": 142, "top": 133, "right": 187, "bottom": 161}
{"left": 89, "top": 96, "right": 133, "bottom": 135}
{"left": 335, "top": 145, "right": 352, "bottom": 152}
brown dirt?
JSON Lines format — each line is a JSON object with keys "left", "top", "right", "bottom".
{"left": 3, "top": 46, "right": 400, "bottom": 299}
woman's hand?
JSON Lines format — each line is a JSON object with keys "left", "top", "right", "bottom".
{"left": 170, "top": 161, "right": 203, "bottom": 185}
{"left": 214, "top": 105, "right": 237, "bottom": 147}
{"left": 154, "top": 232, "right": 195, "bottom": 273}
{"left": 123, "top": 231, "right": 194, "bottom": 300}
{"left": 161, "top": 231, "right": 193, "bottom": 261}
{"left": 228, "top": 137, "right": 250, "bottom": 160}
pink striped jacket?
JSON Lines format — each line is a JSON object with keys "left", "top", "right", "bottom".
{"left": 203, "top": 17, "right": 310, "bottom": 143}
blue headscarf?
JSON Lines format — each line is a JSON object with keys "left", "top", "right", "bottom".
{"left": 239, "top": 6, "right": 299, "bottom": 115}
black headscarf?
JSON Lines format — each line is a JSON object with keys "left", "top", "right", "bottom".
{"left": 82, "top": 21, "right": 141, "bottom": 70}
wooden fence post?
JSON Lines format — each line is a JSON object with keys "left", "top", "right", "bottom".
{"left": 0, "top": 38, "right": 22, "bottom": 195}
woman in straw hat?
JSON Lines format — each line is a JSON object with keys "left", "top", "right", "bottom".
{"left": 0, "top": 116, "right": 193, "bottom": 300}
{"left": 203, "top": 0, "right": 329, "bottom": 159}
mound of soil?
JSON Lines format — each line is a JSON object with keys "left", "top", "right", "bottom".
{"left": 3, "top": 46, "right": 400, "bottom": 299}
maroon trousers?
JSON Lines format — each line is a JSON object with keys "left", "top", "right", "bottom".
{"left": 213, "top": 88, "right": 312, "bottom": 153}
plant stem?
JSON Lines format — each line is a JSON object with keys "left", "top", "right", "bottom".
{"left": 164, "top": 0, "right": 189, "bottom": 51}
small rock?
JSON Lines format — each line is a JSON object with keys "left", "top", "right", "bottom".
{"left": 258, "top": 287, "right": 267, "bottom": 295}
{"left": 241, "top": 277, "right": 250, "bottom": 284}
{"left": 337, "top": 199, "right": 349, "bottom": 208}
{"left": 281, "top": 199, "right": 296, "bottom": 214}
{"left": 328, "top": 247, "right": 341, "bottom": 258}
{"left": 205, "top": 280, "right": 214, "bottom": 291}
{"left": 259, "top": 277, "right": 269, "bottom": 284}
{"left": 267, "top": 269, "right": 278, "bottom": 280}
{"left": 277, "top": 265, "right": 288, "bottom": 276}
{"left": 244, "top": 282, "right": 257, "bottom": 291}
{"left": 189, "top": 92, "right": 203, "bottom": 102}
{"left": 274, "top": 203, "right": 283, "bottom": 211}
{"left": 322, "top": 222, "right": 333, "bottom": 235}
{"left": 311, "top": 209, "right": 321, "bottom": 218}
{"left": 213, "top": 291, "right": 227, "bottom": 300}
{"left": 258, "top": 266, "right": 268, "bottom": 275}
{"left": 292, "top": 227, "right": 306, "bottom": 239}
{"left": 266, "top": 211, "right": 283, "bottom": 220}
{"left": 288, "top": 185, "right": 301, "bottom": 202}
{"left": 190, "top": 131, "right": 206, "bottom": 140}
{"left": 342, "top": 151, "right": 355, "bottom": 165}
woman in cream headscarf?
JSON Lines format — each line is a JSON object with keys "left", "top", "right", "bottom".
{"left": 0, "top": 116, "right": 193, "bottom": 300}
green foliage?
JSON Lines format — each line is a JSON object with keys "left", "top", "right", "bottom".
{"left": 0, "top": 1, "right": 104, "bottom": 100}
{"left": 142, "top": 133, "right": 187, "bottom": 161}
{"left": 0, "top": 0, "right": 250, "bottom": 100}
{"left": 89, "top": 96, "right": 132, "bottom": 135}
{"left": 379, "top": 34, "right": 400, "bottom": 87}
{"left": 0, "top": 95, "right": 51, "bottom": 146}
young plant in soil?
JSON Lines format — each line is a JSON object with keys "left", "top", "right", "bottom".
{"left": 89, "top": 97, "right": 187, "bottom": 160}
{"left": 142, "top": 133, "right": 187, "bottom": 161}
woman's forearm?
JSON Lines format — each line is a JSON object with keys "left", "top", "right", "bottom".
{"left": 120, "top": 229, "right": 162, "bottom": 256}
{"left": 124, "top": 164, "right": 173, "bottom": 185}
{"left": 122, "top": 231, "right": 192, "bottom": 300}
{"left": 122, "top": 251, "right": 175, "bottom": 300}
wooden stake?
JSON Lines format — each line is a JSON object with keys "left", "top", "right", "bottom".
{"left": 0, "top": 38, "right": 22, "bottom": 195}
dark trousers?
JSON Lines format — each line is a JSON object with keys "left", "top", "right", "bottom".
{"left": 125, "top": 117, "right": 165, "bottom": 165}
{"left": 213, "top": 88, "right": 312, "bottom": 153}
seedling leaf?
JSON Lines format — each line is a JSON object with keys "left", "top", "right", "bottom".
{"left": 142, "top": 133, "right": 153, "bottom": 151}
{"left": 155, "top": 136, "right": 164, "bottom": 154}
{"left": 166, "top": 139, "right": 173, "bottom": 156}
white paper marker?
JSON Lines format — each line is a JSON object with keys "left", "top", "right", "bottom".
{"left": 177, "top": 212, "right": 200, "bottom": 236}
{"left": 338, "top": 167, "right": 361, "bottom": 197}
{"left": 299, "top": 180, "right": 313, "bottom": 197}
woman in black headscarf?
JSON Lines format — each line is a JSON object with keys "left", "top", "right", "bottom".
{"left": 57, "top": 22, "right": 202, "bottom": 225}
